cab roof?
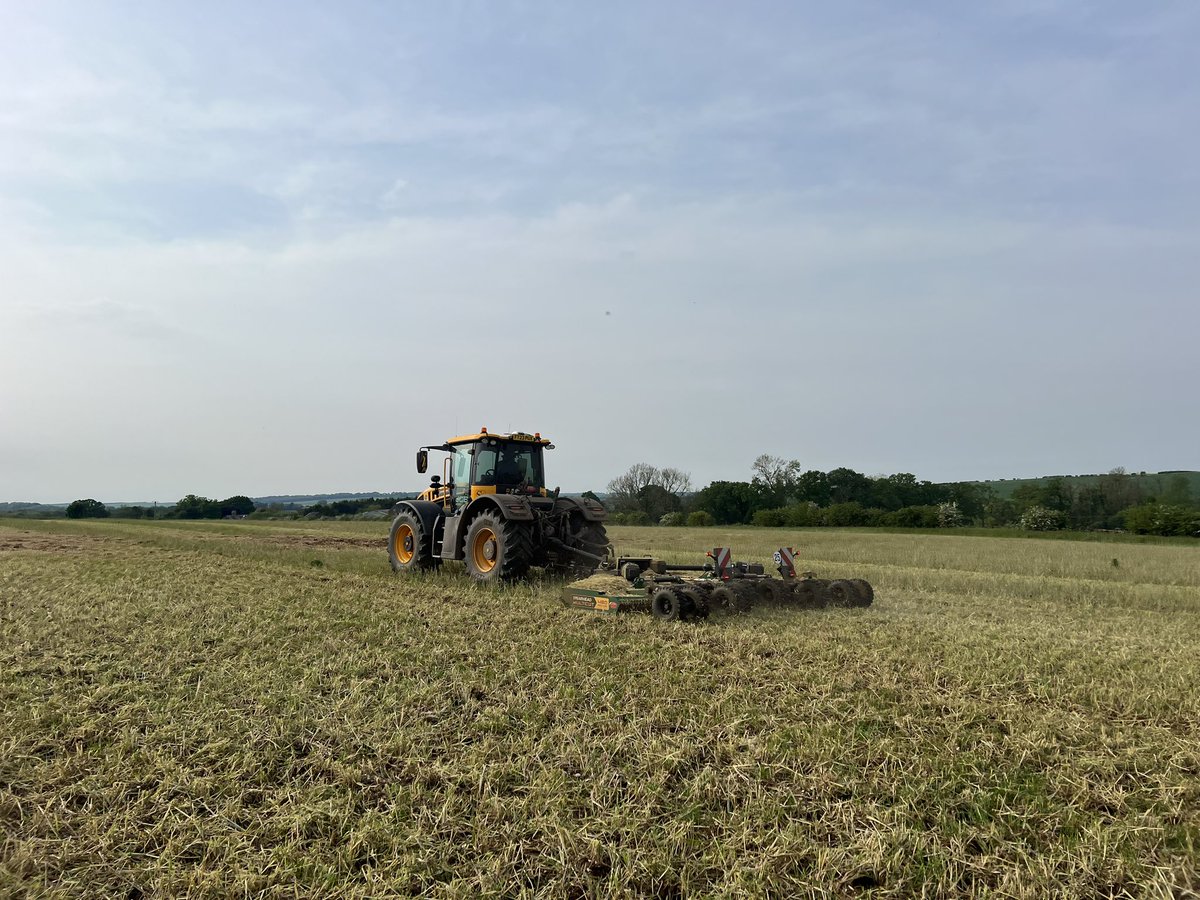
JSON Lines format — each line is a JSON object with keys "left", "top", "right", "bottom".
{"left": 445, "top": 430, "right": 551, "bottom": 446}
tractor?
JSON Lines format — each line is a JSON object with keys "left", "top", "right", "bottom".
{"left": 388, "top": 429, "right": 611, "bottom": 582}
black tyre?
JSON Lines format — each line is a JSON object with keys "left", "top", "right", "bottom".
{"left": 827, "top": 579, "right": 858, "bottom": 607}
{"left": 389, "top": 509, "right": 440, "bottom": 572}
{"left": 711, "top": 584, "right": 752, "bottom": 615}
{"left": 792, "top": 579, "right": 828, "bottom": 609}
{"left": 464, "top": 511, "right": 532, "bottom": 583}
{"left": 678, "top": 586, "right": 710, "bottom": 620}
{"left": 848, "top": 579, "right": 874, "bottom": 607}
{"left": 732, "top": 581, "right": 759, "bottom": 611}
{"left": 651, "top": 588, "right": 686, "bottom": 622}
{"left": 756, "top": 579, "right": 794, "bottom": 605}
{"left": 549, "top": 521, "right": 609, "bottom": 577}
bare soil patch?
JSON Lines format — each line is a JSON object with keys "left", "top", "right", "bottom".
{"left": 0, "top": 532, "right": 101, "bottom": 553}
{"left": 261, "top": 534, "right": 383, "bottom": 550}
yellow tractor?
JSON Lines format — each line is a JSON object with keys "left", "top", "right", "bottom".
{"left": 388, "top": 428, "right": 610, "bottom": 582}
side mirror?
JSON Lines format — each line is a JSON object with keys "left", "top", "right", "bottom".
{"left": 416, "top": 450, "right": 428, "bottom": 474}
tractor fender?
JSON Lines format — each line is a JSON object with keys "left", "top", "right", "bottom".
{"left": 462, "top": 495, "right": 536, "bottom": 524}
{"left": 554, "top": 495, "right": 608, "bottom": 522}
{"left": 392, "top": 500, "right": 445, "bottom": 537}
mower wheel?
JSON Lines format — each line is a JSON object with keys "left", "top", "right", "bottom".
{"left": 678, "top": 586, "right": 710, "bottom": 620}
{"left": 848, "top": 579, "right": 875, "bottom": 607}
{"left": 711, "top": 584, "right": 752, "bottom": 615}
{"left": 758, "top": 579, "right": 796, "bottom": 604}
{"left": 651, "top": 588, "right": 686, "bottom": 622}
{"left": 827, "top": 580, "right": 858, "bottom": 607}
{"left": 791, "top": 579, "right": 827, "bottom": 609}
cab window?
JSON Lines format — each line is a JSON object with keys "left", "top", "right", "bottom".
{"left": 473, "top": 441, "right": 544, "bottom": 486}
{"left": 451, "top": 446, "right": 472, "bottom": 500}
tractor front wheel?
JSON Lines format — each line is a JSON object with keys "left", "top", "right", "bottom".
{"left": 464, "top": 511, "right": 532, "bottom": 583}
{"left": 389, "top": 510, "right": 440, "bottom": 572}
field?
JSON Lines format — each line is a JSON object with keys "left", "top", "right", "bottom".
{"left": 2, "top": 518, "right": 1199, "bottom": 898}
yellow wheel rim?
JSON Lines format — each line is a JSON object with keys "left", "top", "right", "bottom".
{"left": 471, "top": 526, "right": 498, "bottom": 573}
{"left": 394, "top": 523, "right": 415, "bottom": 565}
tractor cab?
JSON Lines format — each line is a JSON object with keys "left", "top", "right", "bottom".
{"left": 416, "top": 429, "right": 553, "bottom": 514}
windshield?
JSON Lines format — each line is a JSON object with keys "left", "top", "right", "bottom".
{"left": 473, "top": 441, "right": 544, "bottom": 487}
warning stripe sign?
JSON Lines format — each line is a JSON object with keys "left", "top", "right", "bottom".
{"left": 775, "top": 547, "right": 797, "bottom": 577}
{"left": 710, "top": 547, "right": 732, "bottom": 578}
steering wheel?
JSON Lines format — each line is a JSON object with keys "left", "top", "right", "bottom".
{"left": 481, "top": 469, "right": 495, "bottom": 482}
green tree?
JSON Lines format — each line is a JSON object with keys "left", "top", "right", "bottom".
{"left": 691, "top": 481, "right": 758, "bottom": 524}
{"left": 871, "top": 473, "right": 935, "bottom": 511}
{"left": 826, "top": 468, "right": 873, "bottom": 506}
{"left": 1099, "top": 468, "right": 1141, "bottom": 516}
{"left": 1039, "top": 477, "right": 1073, "bottom": 513}
{"left": 823, "top": 501, "right": 872, "bottom": 527}
{"left": 783, "top": 503, "right": 821, "bottom": 527}
{"left": 220, "top": 495, "right": 256, "bottom": 517}
{"left": 173, "top": 494, "right": 221, "bottom": 519}
{"left": 796, "top": 470, "right": 831, "bottom": 506}
{"left": 636, "top": 484, "right": 682, "bottom": 521}
{"left": 943, "top": 482, "right": 994, "bottom": 522}
{"left": 66, "top": 498, "right": 108, "bottom": 519}
{"left": 937, "top": 502, "right": 965, "bottom": 527}
{"left": 983, "top": 497, "right": 1019, "bottom": 527}
{"left": 1123, "top": 503, "right": 1199, "bottom": 537}
{"left": 1162, "top": 475, "right": 1193, "bottom": 508}
{"left": 750, "top": 455, "right": 802, "bottom": 508}
{"left": 751, "top": 508, "right": 787, "bottom": 527}
{"left": 1019, "top": 505, "right": 1066, "bottom": 531}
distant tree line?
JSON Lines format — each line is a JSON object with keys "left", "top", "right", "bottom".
{"left": 166, "top": 495, "right": 256, "bottom": 519}
{"left": 65, "top": 495, "right": 258, "bottom": 520}
{"left": 301, "top": 497, "right": 401, "bottom": 518}
{"left": 604, "top": 458, "right": 1199, "bottom": 537}
{"left": 59, "top": 494, "right": 408, "bottom": 522}
{"left": 65, "top": 498, "right": 110, "bottom": 519}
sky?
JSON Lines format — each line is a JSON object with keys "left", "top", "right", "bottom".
{"left": 1, "top": 1, "right": 1198, "bottom": 502}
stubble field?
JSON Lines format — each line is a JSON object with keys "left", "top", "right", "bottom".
{"left": 1, "top": 518, "right": 1199, "bottom": 898}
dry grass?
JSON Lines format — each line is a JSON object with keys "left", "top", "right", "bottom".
{"left": 1, "top": 518, "right": 1199, "bottom": 898}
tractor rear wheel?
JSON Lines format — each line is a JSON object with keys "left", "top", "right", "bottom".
{"left": 549, "top": 521, "right": 609, "bottom": 578}
{"left": 389, "top": 510, "right": 440, "bottom": 572}
{"left": 464, "top": 511, "right": 532, "bottom": 583}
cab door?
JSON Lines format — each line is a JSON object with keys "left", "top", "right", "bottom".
{"left": 450, "top": 444, "right": 473, "bottom": 512}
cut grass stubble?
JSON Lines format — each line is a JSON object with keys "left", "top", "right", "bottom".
{"left": 1, "top": 519, "right": 1199, "bottom": 897}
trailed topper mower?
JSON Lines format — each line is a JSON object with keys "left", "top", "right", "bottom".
{"left": 562, "top": 547, "right": 874, "bottom": 622}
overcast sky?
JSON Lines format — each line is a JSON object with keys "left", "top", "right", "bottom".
{"left": 2, "top": 1, "right": 1197, "bottom": 502}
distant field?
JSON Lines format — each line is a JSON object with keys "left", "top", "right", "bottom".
{"left": 2, "top": 518, "right": 1199, "bottom": 897}
{"left": 975, "top": 469, "right": 1200, "bottom": 501}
